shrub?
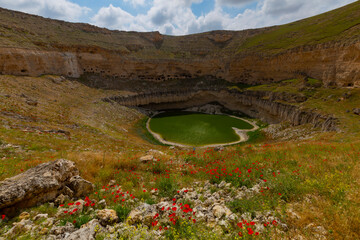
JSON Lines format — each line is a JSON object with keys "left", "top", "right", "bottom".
{"left": 156, "top": 177, "right": 178, "bottom": 198}
{"left": 60, "top": 214, "right": 92, "bottom": 228}
{"left": 112, "top": 205, "right": 131, "bottom": 222}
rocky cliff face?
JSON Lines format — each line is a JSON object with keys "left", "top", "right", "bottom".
{"left": 105, "top": 89, "right": 337, "bottom": 132}
{"left": 0, "top": 3, "right": 360, "bottom": 87}
{"left": 1, "top": 41, "right": 359, "bottom": 88}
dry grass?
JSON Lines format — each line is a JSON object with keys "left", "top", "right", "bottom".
{"left": 1, "top": 75, "right": 360, "bottom": 239}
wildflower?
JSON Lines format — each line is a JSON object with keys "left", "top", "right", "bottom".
{"left": 1, "top": 215, "right": 5, "bottom": 220}
{"left": 248, "top": 228, "right": 254, "bottom": 235}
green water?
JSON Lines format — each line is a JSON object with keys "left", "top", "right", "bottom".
{"left": 149, "top": 111, "right": 254, "bottom": 146}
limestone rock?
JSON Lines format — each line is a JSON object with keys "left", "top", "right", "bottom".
{"left": 4, "top": 219, "right": 34, "bottom": 237}
{"left": 64, "top": 219, "right": 103, "bottom": 240}
{"left": 0, "top": 159, "right": 93, "bottom": 216}
{"left": 39, "top": 227, "right": 49, "bottom": 235}
{"left": 19, "top": 212, "right": 30, "bottom": 220}
{"left": 108, "top": 180, "right": 116, "bottom": 186}
{"left": 96, "top": 209, "right": 118, "bottom": 226}
{"left": 212, "top": 205, "right": 226, "bottom": 219}
{"left": 68, "top": 176, "right": 94, "bottom": 198}
{"left": 55, "top": 194, "right": 69, "bottom": 206}
{"left": 139, "top": 155, "right": 154, "bottom": 163}
{"left": 50, "top": 222, "right": 76, "bottom": 237}
{"left": 353, "top": 108, "right": 360, "bottom": 115}
{"left": 25, "top": 99, "right": 38, "bottom": 106}
{"left": 33, "top": 213, "right": 48, "bottom": 221}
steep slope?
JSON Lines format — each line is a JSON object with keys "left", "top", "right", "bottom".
{"left": 0, "top": 2, "right": 359, "bottom": 87}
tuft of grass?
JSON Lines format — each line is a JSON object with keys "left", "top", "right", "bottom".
{"left": 112, "top": 205, "right": 131, "bottom": 222}
{"left": 155, "top": 177, "right": 178, "bottom": 198}
{"left": 60, "top": 214, "right": 92, "bottom": 229}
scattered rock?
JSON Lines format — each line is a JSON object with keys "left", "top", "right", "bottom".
{"left": 33, "top": 213, "right": 48, "bottom": 221}
{"left": 64, "top": 219, "right": 103, "bottom": 240}
{"left": 4, "top": 219, "right": 34, "bottom": 238}
{"left": 98, "top": 199, "right": 107, "bottom": 208}
{"left": 139, "top": 155, "right": 154, "bottom": 163}
{"left": 353, "top": 108, "right": 360, "bottom": 115}
{"left": 96, "top": 209, "right": 118, "bottom": 226}
{"left": 39, "top": 227, "right": 49, "bottom": 235}
{"left": 26, "top": 99, "right": 38, "bottom": 106}
{"left": 55, "top": 194, "right": 69, "bottom": 206}
{"left": 18, "top": 212, "right": 30, "bottom": 220}
{"left": 68, "top": 175, "right": 94, "bottom": 198}
{"left": 50, "top": 222, "right": 76, "bottom": 237}
{"left": 108, "top": 180, "right": 116, "bottom": 186}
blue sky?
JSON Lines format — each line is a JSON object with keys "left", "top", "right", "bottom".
{"left": 0, "top": 0, "right": 356, "bottom": 35}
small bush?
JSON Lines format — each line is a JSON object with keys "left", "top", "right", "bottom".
{"left": 228, "top": 195, "right": 279, "bottom": 218}
{"left": 156, "top": 177, "right": 178, "bottom": 198}
{"left": 112, "top": 205, "right": 131, "bottom": 222}
{"left": 60, "top": 214, "right": 92, "bottom": 228}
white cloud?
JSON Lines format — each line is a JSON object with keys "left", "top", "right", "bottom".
{"left": 92, "top": 4, "right": 136, "bottom": 30}
{"left": 123, "top": 0, "right": 146, "bottom": 7}
{"left": 91, "top": 0, "right": 356, "bottom": 35}
{"left": 0, "top": 0, "right": 90, "bottom": 22}
{"left": 216, "top": 0, "right": 257, "bottom": 6}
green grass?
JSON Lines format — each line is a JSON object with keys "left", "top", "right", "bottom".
{"left": 149, "top": 111, "right": 254, "bottom": 146}
{"left": 112, "top": 205, "right": 131, "bottom": 222}
{"left": 237, "top": 1, "right": 360, "bottom": 54}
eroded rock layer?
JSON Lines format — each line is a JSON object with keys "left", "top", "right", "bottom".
{"left": 1, "top": 42, "right": 359, "bottom": 88}
{"left": 105, "top": 89, "right": 338, "bottom": 132}
{"left": 0, "top": 2, "right": 360, "bottom": 87}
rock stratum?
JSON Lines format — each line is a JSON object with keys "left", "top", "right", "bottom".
{"left": 0, "top": 2, "right": 359, "bottom": 88}
{"left": 105, "top": 89, "right": 338, "bottom": 131}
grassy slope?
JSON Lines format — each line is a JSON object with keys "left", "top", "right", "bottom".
{"left": 0, "top": 76, "right": 359, "bottom": 239}
{"left": 237, "top": 1, "right": 360, "bottom": 54}
{"left": 0, "top": 1, "right": 359, "bottom": 57}
{"left": 0, "top": 2, "right": 360, "bottom": 239}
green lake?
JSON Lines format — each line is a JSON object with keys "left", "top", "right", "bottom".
{"left": 148, "top": 111, "right": 254, "bottom": 146}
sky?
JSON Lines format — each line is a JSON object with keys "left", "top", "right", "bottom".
{"left": 0, "top": 0, "right": 356, "bottom": 35}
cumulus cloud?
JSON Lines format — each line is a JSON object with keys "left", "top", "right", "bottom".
{"left": 91, "top": 0, "right": 356, "bottom": 35}
{"left": 123, "top": 0, "right": 146, "bottom": 7}
{"left": 92, "top": 4, "right": 136, "bottom": 30}
{"left": 0, "top": 0, "right": 90, "bottom": 21}
{"left": 216, "top": 0, "right": 257, "bottom": 6}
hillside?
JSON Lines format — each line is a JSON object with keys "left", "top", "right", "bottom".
{"left": 0, "top": 2, "right": 360, "bottom": 240}
{"left": 0, "top": 2, "right": 359, "bottom": 86}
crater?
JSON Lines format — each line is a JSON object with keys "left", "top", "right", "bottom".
{"left": 147, "top": 110, "right": 259, "bottom": 147}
